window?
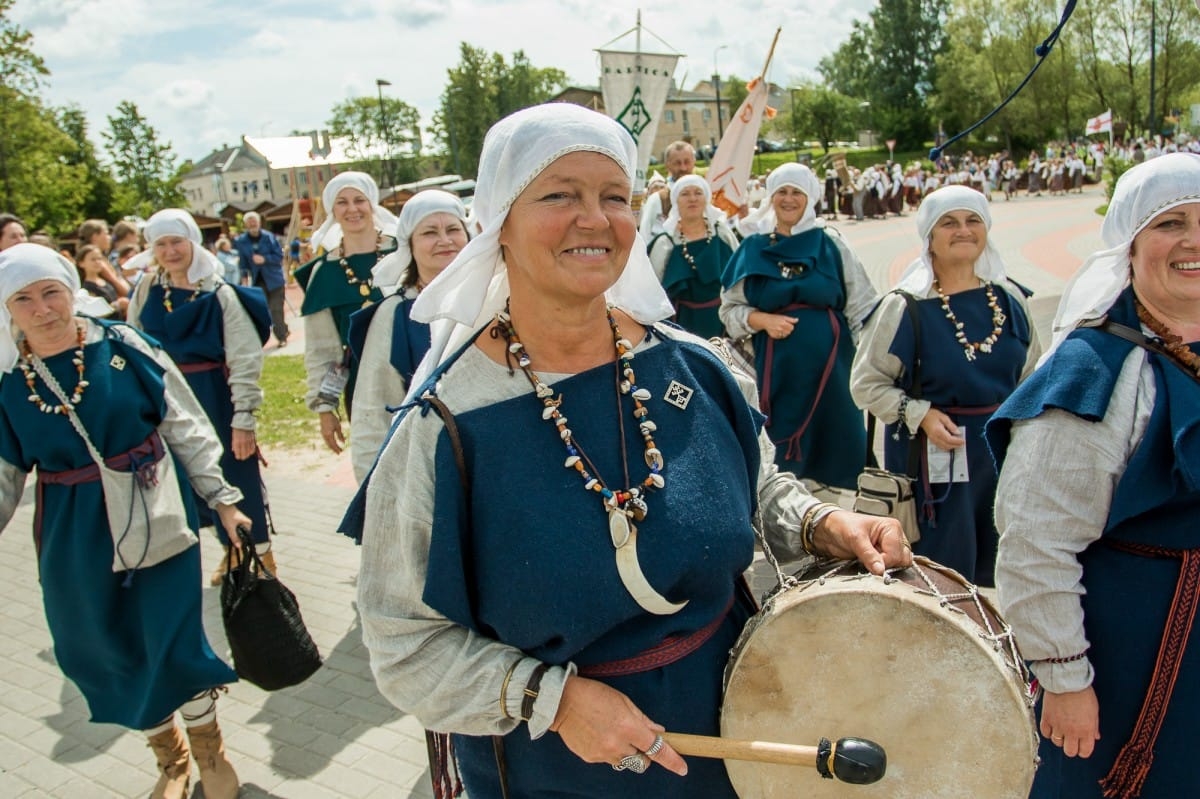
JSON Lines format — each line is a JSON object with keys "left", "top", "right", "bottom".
{"left": 702, "top": 108, "right": 712, "bottom": 122}
{"left": 665, "top": 110, "right": 676, "bottom": 123}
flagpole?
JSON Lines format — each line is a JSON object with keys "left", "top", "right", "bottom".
{"left": 1108, "top": 108, "right": 1113, "bottom": 150}
{"left": 759, "top": 27, "right": 782, "bottom": 80}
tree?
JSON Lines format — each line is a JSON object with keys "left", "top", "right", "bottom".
{"left": 327, "top": 95, "right": 422, "bottom": 188}
{"left": 59, "top": 106, "right": 119, "bottom": 222}
{"left": 432, "top": 44, "right": 567, "bottom": 178}
{"left": 787, "top": 84, "right": 860, "bottom": 152}
{"left": 103, "top": 100, "right": 184, "bottom": 218}
{"left": 0, "top": 0, "right": 48, "bottom": 211}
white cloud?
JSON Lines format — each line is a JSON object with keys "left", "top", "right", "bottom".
{"left": 246, "top": 30, "right": 288, "bottom": 53}
{"left": 155, "top": 79, "right": 214, "bottom": 110}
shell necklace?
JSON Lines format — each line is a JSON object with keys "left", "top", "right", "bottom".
{"left": 19, "top": 324, "right": 88, "bottom": 414}
{"left": 340, "top": 231, "right": 383, "bottom": 299}
{"left": 160, "top": 269, "right": 198, "bottom": 313}
{"left": 934, "top": 279, "right": 1006, "bottom": 361}
{"left": 676, "top": 224, "right": 713, "bottom": 272}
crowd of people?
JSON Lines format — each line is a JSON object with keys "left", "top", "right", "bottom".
{"left": 0, "top": 103, "right": 1197, "bottom": 799}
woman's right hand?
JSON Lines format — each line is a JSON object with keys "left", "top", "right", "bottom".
{"left": 1041, "top": 686, "right": 1100, "bottom": 758}
{"left": 919, "top": 408, "right": 966, "bottom": 450}
{"left": 319, "top": 411, "right": 346, "bottom": 454}
{"left": 550, "top": 675, "right": 688, "bottom": 776}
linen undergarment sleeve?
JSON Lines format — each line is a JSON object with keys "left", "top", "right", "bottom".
{"left": 115, "top": 323, "right": 243, "bottom": 509}
{"left": 827, "top": 231, "right": 879, "bottom": 346}
{"left": 216, "top": 284, "right": 264, "bottom": 431}
{"left": 0, "top": 460, "right": 28, "bottom": 532}
{"left": 718, "top": 280, "right": 756, "bottom": 341}
{"left": 648, "top": 235, "right": 672, "bottom": 283}
{"left": 350, "top": 295, "right": 406, "bottom": 484}
{"left": 638, "top": 192, "right": 665, "bottom": 241}
{"left": 303, "top": 307, "right": 343, "bottom": 413}
{"left": 849, "top": 291, "right": 932, "bottom": 436}
{"left": 994, "top": 350, "right": 1153, "bottom": 693}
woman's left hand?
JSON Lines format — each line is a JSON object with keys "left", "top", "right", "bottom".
{"left": 231, "top": 428, "right": 257, "bottom": 461}
{"left": 215, "top": 504, "right": 253, "bottom": 549}
{"left": 811, "top": 510, "right": 912, "bottom": 575}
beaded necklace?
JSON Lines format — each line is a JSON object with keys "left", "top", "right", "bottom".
{"left": 676, "top": 225, "right": 712, "bottom": 273}
{"left": 19, "top": 324, "right": 88, "bottom": 414}
{"left": 495, "top": 304, "right": 665, "bottom": 526}
{"left": 159, "top": 269, "right": 198, "bottom": 313}
{"left": 1135, "top": 296, "right": 1200, "bottom": 378}
{"left": 340, "top": 232, "right": 384, "bottom": 298}
{"left": 933, "top": 279, "right": 1006, "bottom": 361}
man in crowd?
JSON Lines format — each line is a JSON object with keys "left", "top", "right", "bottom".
{"left": 234, "top": 211, "right": 289, "bottom": 346}
{"left": 638, "top": 140, "right": 696, "bottom": 240}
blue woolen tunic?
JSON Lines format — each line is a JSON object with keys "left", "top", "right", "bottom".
{"left": 649, "top": 232, "right": 733, "bottom": 339}
{"left": 137, "top": 284, "right": 270, "bottom": 545}
{"left": 723, "top": 229, "right": 865, "bottom": 488}
{"left": 346, "top": 292, "right": 431, "bottom": 388}
{"left": 883, "top": 284, "right": 1032, "bottom": 585}
{"left": 356, "top": 329, "right": 763, "bottom": 798}
{"left": 0, "top": 322, "right": 236, "bottom": 729}
{"left": 987, "top": 289, "right": 1200, "bottom": 798}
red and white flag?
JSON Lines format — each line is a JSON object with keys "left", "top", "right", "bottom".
{"left": 1086, "top": 109, "right": 1113, "bottom": 135}
{"left": 708, "top": 77, "right": 776, "bottom": 216}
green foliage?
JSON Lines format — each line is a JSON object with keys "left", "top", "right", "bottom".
{"left": 432, "top": 44, "right": 568, "bottom": 178}
{"left": 327, "top": 95, "right": 422, "bottom": 188}
{"left": 723, "top": 75, "right": 749, "bottom": 112}
{"left": 256, "top": 354, "right": 321, "bottom": 449}
{"left": 1104, "top": 156, "right": 1135, "bottom": 202}
{"left": 785, "top": 84, "right": 861, "bottom": 153}
{"left": 103, "top": 100, "right": 185, "bottom": 218}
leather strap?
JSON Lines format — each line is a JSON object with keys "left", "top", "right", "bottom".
{"left": 1084, "top": 317, "right": 1200, "bottom": 389}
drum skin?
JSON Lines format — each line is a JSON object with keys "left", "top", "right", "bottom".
{"left": 722, "top": 558, "right": 1038, "bottom": 798}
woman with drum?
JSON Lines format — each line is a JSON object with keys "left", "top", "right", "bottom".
{"left": 0, "top": 243, "right": 248, "bottom": 799}
{"left": 346, "top": 190, "right": 469, "bottom": 483}
{"left": 988, "top": 153, "right": 1200, "bottom": 798}
{"left": 125, "top": 209, "right": 275, "bottom": 585}
{"left": 721, "top": 163, "right": 878, "bottom": 493}
{"left": 850, "top": 186, "right": 1039, "bottom": 586}
{"left": 351, "top": 103, "right": 909, "bottom": 798}
{"left": 295, "top": 172, "right": 398, "bottom": 455}
{"left": 646, "top": 175, "right": 739, "bottom": 339}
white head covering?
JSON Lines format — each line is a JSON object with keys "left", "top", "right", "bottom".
{"left": 662, "top": 175, "right": 726, "bottom": 237}
{"left": 407, "top": 102, "right": 673, "bottom": 400}
{"left": 737, "top": 163, "right": 824, "bottom": 236}
{"left": 0, "top": 243, "right": 86, "bottom": 373}
{"left": 646, "top": 170, "right": 667, "bottom": 191}
{"left": 894, "top": 185, "right": 1009, "bottom": 296}
{"left": 124, "top": 208, "right": 221, "bottom": 284}
{"left": 309, "top": 172, "right": 400, "bottom": 253}
{"left": 372, "top": 190, "right": 468, "bottom": 291}
{"left": 1045, "top": 152, "right": 1200, "bottom": 361}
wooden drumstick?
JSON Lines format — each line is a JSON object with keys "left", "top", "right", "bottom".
{"left": 662, "top": 733, "right": 887, "bottom": 784}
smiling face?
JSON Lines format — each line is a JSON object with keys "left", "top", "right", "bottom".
{"left": 1130, "top": 202, "right": 1200, "bottom": 324}
{"left": 928, "top": 209, "right": 988, "bottom": 267}
{"left": 152, "top": 235, "right": 193, "bottom": 276}
{"left": 771, "top": 185, "right": 809, "bottom": 230}
{"left": 411, "top": 212, "right": 468, "bottom": 286}
{"left": 332, "top": 188, "right": 374, "bottom": 236}
{"left": 499, "top": 150, "right": 635, "bottom": 309}
{"left": 6, "top": 278, "right": 76, "bottom": 354}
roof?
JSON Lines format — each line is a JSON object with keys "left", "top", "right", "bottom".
{"left": 182, "top": 144, "right": 268, "bottom": 180}
{"left": 243, "top": 133, "right": 385, "bottom": 170}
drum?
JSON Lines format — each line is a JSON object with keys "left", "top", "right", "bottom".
{"left": 722, "top": 557, "right": 1039, "bottom": 798}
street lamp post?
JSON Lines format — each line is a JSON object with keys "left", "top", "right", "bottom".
{"left": 375, "top": 78, "right": 392, "bottom": 191}
{"left": 789, "top": 87, "right": 801, "bottom": 163}
{"left": 713, "top": 45, "right": 729, "bottom": 141}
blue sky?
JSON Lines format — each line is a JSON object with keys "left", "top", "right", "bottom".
{"left": 13, "top": 0, "right": 876, "bottom": 164}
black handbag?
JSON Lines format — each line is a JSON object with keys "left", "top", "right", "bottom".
{"left": 221, "top": 527, "right": 322, "bottom": 690}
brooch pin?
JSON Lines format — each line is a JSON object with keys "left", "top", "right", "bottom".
{"left": 664, "top": 380, "right": 694, "bottom": 410}
{"left": 110, "top": 355, "right": 126, "bottom": 371}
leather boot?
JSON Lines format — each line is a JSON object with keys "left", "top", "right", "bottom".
{"left": 210, "top": 545, "right": 235, "bottom": 587}
{"left": 146, "top": 725, "right": 191, "bottom": 799}
{"left": 258, "top": 549, "right": 277, "bottom": 578}
{"left": 187, "top": 719, "right": 240, "bottom": 799}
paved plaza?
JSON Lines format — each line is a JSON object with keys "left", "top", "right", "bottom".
{"left": 0, "top": 184, "right": 1107, "bottom": 797}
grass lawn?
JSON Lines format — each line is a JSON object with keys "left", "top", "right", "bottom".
{"left": 257, "top": 354, "right": 321, "bottom": 449}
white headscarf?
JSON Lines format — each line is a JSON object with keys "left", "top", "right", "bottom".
{"left": 372, "top": 190, "right": 468, "bottom": 291}
{"left": 737, "top": 162, "right": 824, "bottom": 236}
{"left": 309, "top": 172, "right": 400, "bottom": 253}
{"left": 124, "top": 208, "right": 221, "bottom": 284}
{"left": 662, "top": 175, "right": 726, "bottom": 237}
{"left": 407, "top": 102, "right": 673, "bottom": 400}
{"left": 1045, "top": 152, "right": 1200, "bottom": 361}
{"left": 0, "top": 243, "right": 87, "bottom": 373}
{"left": 894, "top": 185, "right": 1009, "bottom": 296}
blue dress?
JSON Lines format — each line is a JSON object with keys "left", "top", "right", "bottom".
{"left": 723, "top": 229, "right": 865, "bottom": 488}
{"left": 0, "top": 321, "right": 236, "bottom": 729}
{"left": 987, "top": 289, "right": 1200, "bottom": 798}
{"left": 137, "top": 284, "right": 271, "bottom": 545}
{"left": 650, "top": 232, "right": 733, "bottom": 339}
{"left": 346, "top": 329, "right": 763, "bottom": 798}
{"left": 346, "top": 292, "right": 431, "bottom": 388}
{"left": 883, "top": 283, "right": 1032, "bottom": 585}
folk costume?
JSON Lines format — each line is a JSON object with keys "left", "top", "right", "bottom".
{"left": 125, "top": 210, "right": 272, "bottom": 548}
{"left": 851, "top": 187, "right": 1039, "bottom": 585}
{"left": 295, "top": 172, "right": 398, "bottom": 419}
{"left": 352, "top": 104, "right": 831, "bottom": 799}
{"left": 647, "top": 176, "right": 739, "bottom": 339}
{"left": 989, "top": 154, "right": 1200, "bottom": 799}
{"left": 346, "top": 190, "right": 467, "bottom": 483}
{"left": 722, "top": 163, "right": 878, "bottom": 490}
{"left": 0, "top": 244, "right": 240, "bottom": 733}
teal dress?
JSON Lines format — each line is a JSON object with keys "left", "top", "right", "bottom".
{"left": 0, "top": 321, "right": 235, "bottom": 729}
{"left": 650, "top": 231, "right": 733, "bottom": 339}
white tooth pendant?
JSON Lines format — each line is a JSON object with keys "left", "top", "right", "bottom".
{"left": 645, "top": 448, "right": 664, "bottom": 471}
{"left": 632, "top": 388, "right": 651, "bottom": 402}
{"left": 535, "top": 382, "right": 553, "bottom": 398}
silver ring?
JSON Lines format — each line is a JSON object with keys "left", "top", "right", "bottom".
{"left": 613, "top": 753, "right": 648, "bottom": 774}
{"left": 644, "top": 735, "right": 665, "bottom": 757}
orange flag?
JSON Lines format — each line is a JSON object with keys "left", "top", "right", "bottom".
{"left": 707, "top": 78, "right": 777, "bottom": 216}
